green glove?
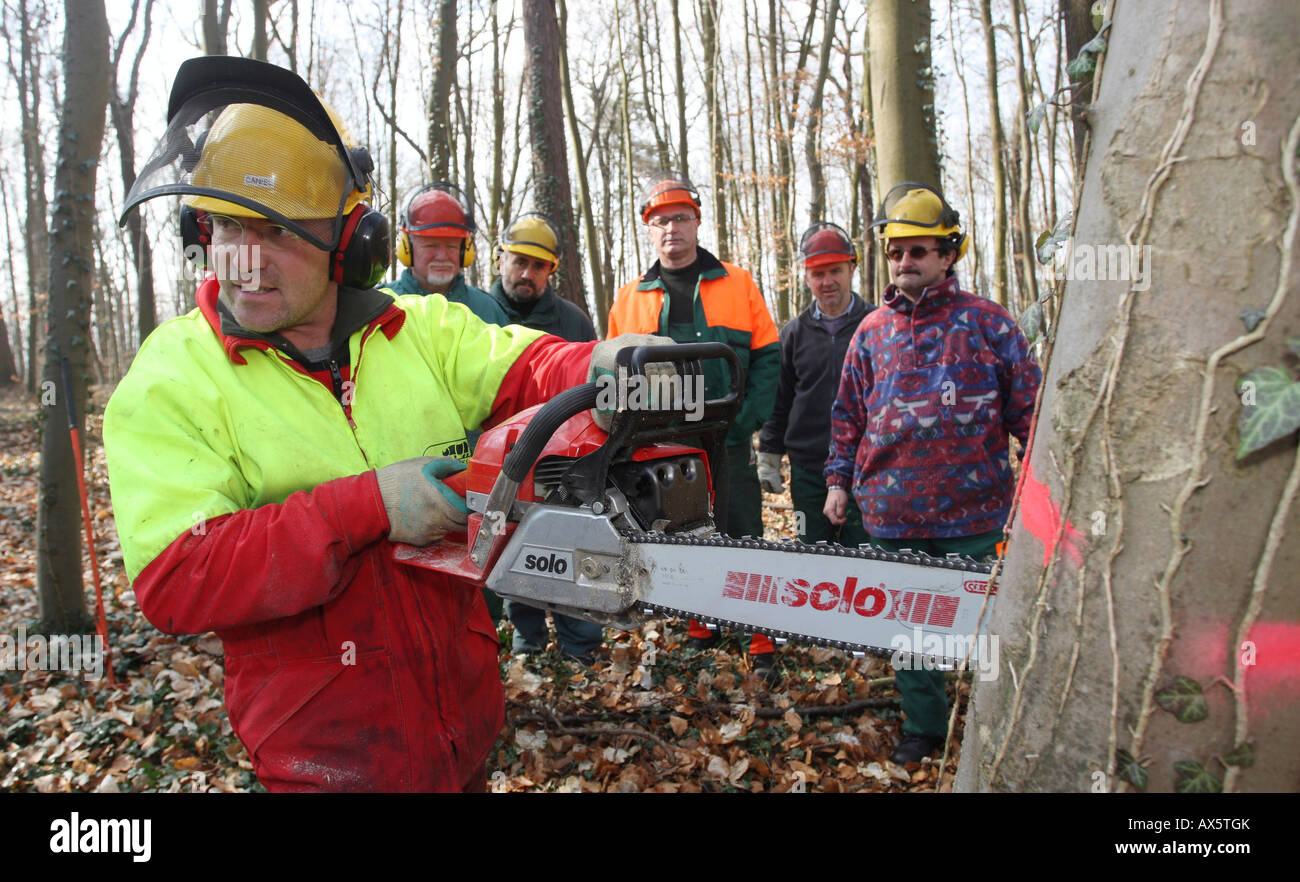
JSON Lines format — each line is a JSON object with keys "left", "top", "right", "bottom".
{"left": 376, "top": 457, "right": 469, "bottom": 545}
{"left": 588, "top": 333, "right": 677, "bottom": 430}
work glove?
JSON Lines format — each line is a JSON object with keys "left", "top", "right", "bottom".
{"left": 375, "top": 457, "right": 469, "bottom": 546}
{"left": 587, "top": 333, "right": 677, "bottom": 431}
{"left": 757, "top": 451, "right": 785, "bottom": 494}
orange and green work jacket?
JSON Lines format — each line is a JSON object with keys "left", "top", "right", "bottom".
{"left": 103, "top": 278, "right": 593, "bottom": 792}
{"left": 607, "top": 247, "right": 780, "bottom": 448}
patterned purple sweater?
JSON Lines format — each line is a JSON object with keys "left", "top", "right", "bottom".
{"left": 824, "top": 274, "right": 1041, "bottom": 539}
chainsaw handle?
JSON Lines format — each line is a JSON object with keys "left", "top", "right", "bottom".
{"left": 620, "top": 341, "right": 743, "bottom": 414}
{"left": 502, "top": 384, "right": 601, "bottom": 484}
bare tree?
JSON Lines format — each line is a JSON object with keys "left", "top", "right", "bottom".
{"left": 202, "top": 0, "right": 232, "bottom": 55}
{"left": 109, "top": 0, "right": 157, "bottom": 346}
{"left": 522, "top": 0, "right": 587, "bottom": 311}
{"left": 427, "top": 0, "right": 457, "bottom": 179}
{"left": 804, "top": 0, "right": 839, "bottom": 221}
{"left": 37, "top": 0, "right": 109, "bottom": 634}
{"left": 977, "top": 0, "right": 1010, "bottom": 306}
{"left": 4, "top": 0, "right": 51, "bottom": 393}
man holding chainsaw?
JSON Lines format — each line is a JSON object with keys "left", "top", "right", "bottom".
{"left": 607, "top": 173, "right": 782, "bottom": 680}
{"left": 824, "top": 183, "right": 1040, "bottom": 764}
{"left": 103, "top": 57, "right": 667, "bottom": 792}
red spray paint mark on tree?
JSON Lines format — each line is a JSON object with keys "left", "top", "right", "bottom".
{"left": 1016, "top": 459, "right": 1084, "bottom": 568}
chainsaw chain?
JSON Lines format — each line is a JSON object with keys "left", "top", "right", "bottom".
{"left": 621, "top": 530, "right": 993, "bottom": 660}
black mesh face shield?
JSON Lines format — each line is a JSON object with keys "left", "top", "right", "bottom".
{"left": 122, "top": 56, "right": 373, "bottom": 252}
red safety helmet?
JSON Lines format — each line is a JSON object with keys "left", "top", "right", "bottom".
{"left": 799, "top": 222, "right": 859, "bottom": 268}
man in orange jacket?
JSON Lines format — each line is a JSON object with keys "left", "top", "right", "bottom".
{"left": 607, "top": 173, "right": 782, "bottom": 682}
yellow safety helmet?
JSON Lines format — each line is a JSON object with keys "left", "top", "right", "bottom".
{"left": 183, "top": 102, "right": 366, "bottom": 222}
{"left": 498, "top": 213, "right": 561, "bottom": 267}
{"left": 870, "top": 182, "right": 968, "bottom": 261}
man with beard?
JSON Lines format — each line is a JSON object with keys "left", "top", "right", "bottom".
{"left": 382, "top": 182, "right": 507, "bottom": 326}
{"left": 487, "top": 212, "right": 596, "bottom": 342}
{"left": 487, "top": 212, "right": 601, "bottom": 665}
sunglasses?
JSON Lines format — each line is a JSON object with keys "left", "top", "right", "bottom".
{"left": 886, "top": 245, "right": 942, "bottom": 261}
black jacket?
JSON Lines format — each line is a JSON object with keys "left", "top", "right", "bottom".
{"left": 488, "top": 280, "right": 597, "bottom": 342}
{"left": 758, "top": 295, "right": 873, "bottom": 472}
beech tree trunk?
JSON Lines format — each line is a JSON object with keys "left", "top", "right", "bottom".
{"left": 37, "top": 0, "right": 109, "bottom": 635}
{"left": 957, "top": 0, "right": 1300, "bottom": 794}
{"left": 427, "top": 0, "right": 457, "bottom": 179}
{"left": 867, "top": 0, "right": 940, "bottom": 193}
{"left": 523, "top": 0, "right": 587, "bottom": 311}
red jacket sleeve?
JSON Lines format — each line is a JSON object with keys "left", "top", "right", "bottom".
{"left": 132, "top": 472, "right": 390, "bottom": 635}
{"left": 483, "top": 335, "right": 597, "bottom": 428}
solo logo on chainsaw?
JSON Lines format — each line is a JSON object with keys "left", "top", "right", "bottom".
{"left": 513, "top": 546, "right": 573, "bottom": 580}
{"left": 721, "top": 571, "right": 961, "bottom": 629}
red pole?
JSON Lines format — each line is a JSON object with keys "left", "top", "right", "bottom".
{"left": 61, "top": 357, "right": 115, "bottom": 687}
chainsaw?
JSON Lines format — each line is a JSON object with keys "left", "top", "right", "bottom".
{"left": 395, "top": 343, "right": 995, "bottom": 666}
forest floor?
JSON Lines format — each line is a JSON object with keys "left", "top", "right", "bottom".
{"left": 0, "top": 386, "right": 967, "bottom": 793}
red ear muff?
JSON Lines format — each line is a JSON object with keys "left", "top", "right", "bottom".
{"left": 179, "top": 205, "right": 210, "bottom": 268}
{"left": 332, "top": 205, "right": 390, "bottom": 288}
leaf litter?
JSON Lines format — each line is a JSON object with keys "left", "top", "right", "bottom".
{"left": 1, "top": 391, "right": 966, "bottom": 793}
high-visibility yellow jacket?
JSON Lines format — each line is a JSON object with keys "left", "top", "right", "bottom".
{"left": 104, "top": 279, "right": 591, "bottom": 791}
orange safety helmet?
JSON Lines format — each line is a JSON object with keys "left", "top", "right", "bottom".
{"left": 639, "top": 172, "right": 701, "bottom": 223}
{"left": 799, "top": 221, "right": 860, "bottom": 268}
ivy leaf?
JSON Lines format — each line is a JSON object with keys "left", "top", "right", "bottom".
{"left": 1018, "top": 301, "right": 1044, "bottom": 346}
{"left": 1035, "top": 213, "right": 1074, "bottom": 264}
{"left": 1236, "top": 366, "right": 1300, "bottom": 459}
{"left": 1222, "top": 742, "right": 1254, "bottom": 768}
{"left": 1080, "top": 31, "right": 1109, "bottom": 56}
{"left": 1027, "top": 102, "right": 1048, "bottom": 136}
{"left": 1115, "top": 749, "right": 1148, "bottom": 791}
{"left": 1155, "top": 676, "right": 1209, "bottom": 723}
{"left": 1174, "top": 760, "right": 1223, "bottom": 794}
{"left": 1065, "top": 51, "right": 1096, "bottom": 81}
{"left": 1239, "top": 308, "right": 1267, "bottom": 331}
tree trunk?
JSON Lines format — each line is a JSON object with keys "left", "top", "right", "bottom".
{"left": 427, "top": 0, "right": 457, "bottom": 179}
{"left": 557, "top": 0, "right": 606, "bottom": 316}
{"left": 957, "top": 0, "right": 1300, "bottom": 794}
{"left": 977, "top": 0, "right": 1010, "bottom": 306}
{"left": 868, "top": 0, "right": 940, "bottom": 192}
{"left": 1060, "top": 0, "right": 1096, "bottom": 170}
{"left": 522, "top": 0, "right": 587, "bottom": 311}
{"left": 251, "top": 0, "right": 268, "bottom": 60}
{"left": 1009, "top": 0, "right": 1039, "bottom": 312}
{"left": 109, "top": 0, "right": 156, "bottom": 347}
{"left": 202, "top": 0, "right": 230, "bottom": 55}
{"left": 804, "top": 0, "right": 840, "bottom": 222}
{"left": 698, "top": 0, "right": 728, "bottom": 261}
{"left": 671, "top": 0, "right": 688, "bottom": 177}
{"left": 37, "top": 0, "right": 108, "bottom": 635}
{"left": 8, "top": 0, "right": 51, "bottom": 394}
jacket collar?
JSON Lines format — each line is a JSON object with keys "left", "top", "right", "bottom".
{"left": 490, "top": 279, "right": 559, "bottom": 324}
{"left": 882, "top": 272, "right": 961, "bottom": 316}
{"left": 197, "top": 276, "right": 405, "bottom": 365}
{"left": 636, "top": 247, "right": 726, "bottom": 290}
{"left": 806, "top": 292, "right": 870, "bottom": 323}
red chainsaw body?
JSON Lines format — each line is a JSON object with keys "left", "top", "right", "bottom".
{"left": 393, "top": 404, "right": 712, "bottom": 584}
